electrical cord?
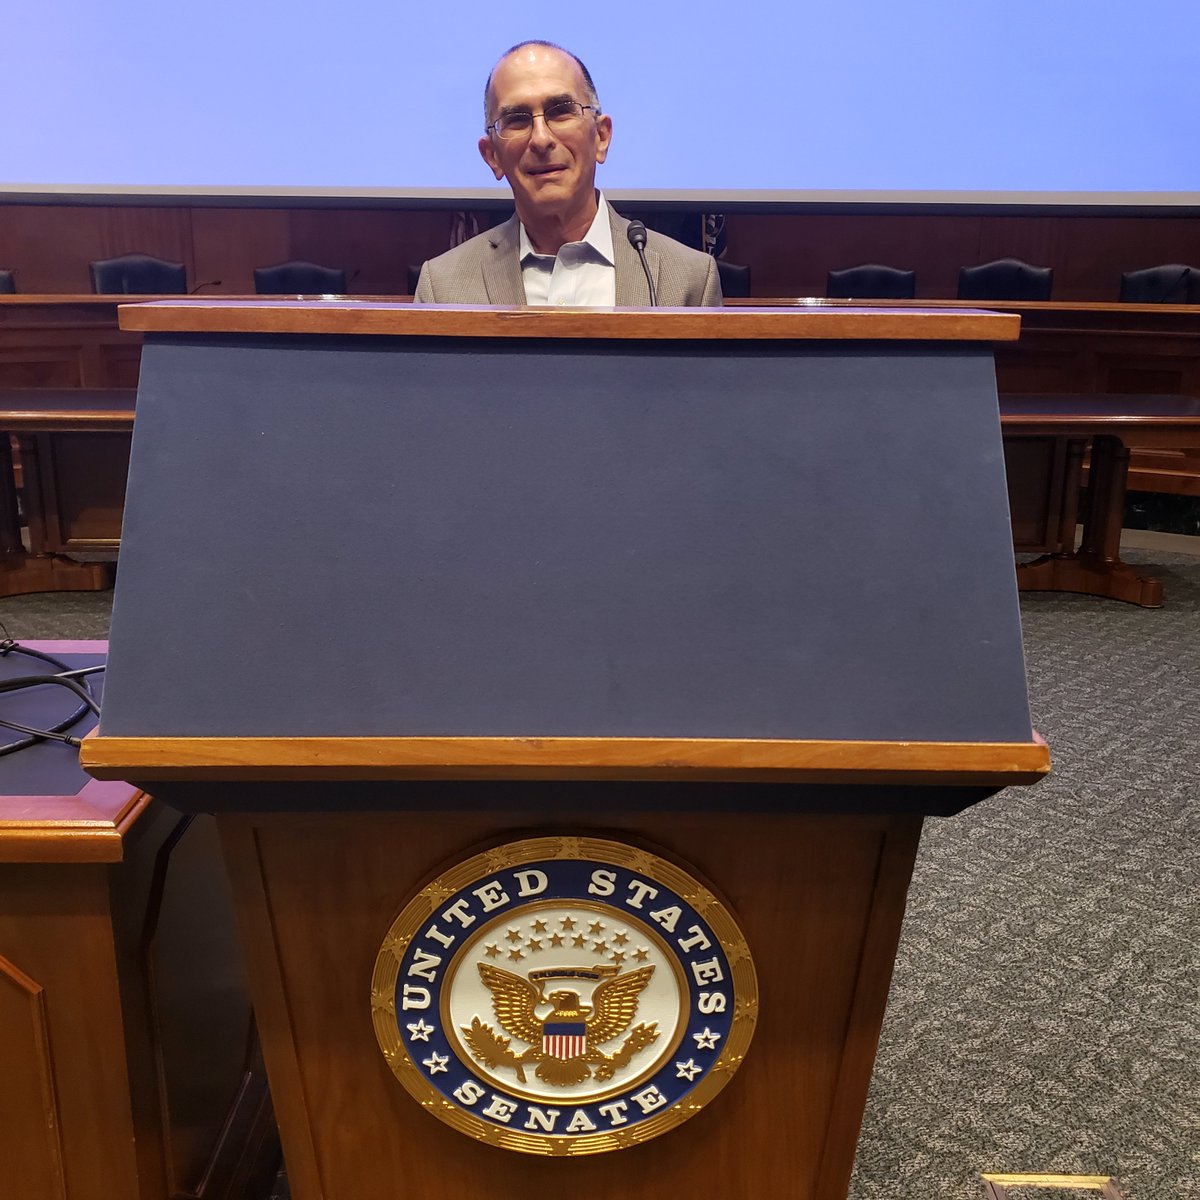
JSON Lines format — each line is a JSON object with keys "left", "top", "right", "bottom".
{"left": 0, "top": 633, "right": 102, "bottom": 757}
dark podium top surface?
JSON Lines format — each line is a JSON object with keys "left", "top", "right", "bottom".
{"left": 0, "top": 646, "right": 102, "bottom": 796}
{"left": 87, "top": 306, "right": 1045, "bottom": 785}
{"left": 0, "top": 642, "right": 145, "bottom": 863}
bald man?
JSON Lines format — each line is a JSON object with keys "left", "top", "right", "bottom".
{"left": 415, "top": 41, "right": 721, "bottom": 307}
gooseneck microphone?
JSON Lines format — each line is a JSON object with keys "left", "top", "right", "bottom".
{"left": 626, "top": 221, "right": 657, "bottom": 307}
{"left": 188, "top": 279, "right": 223, "bottom": 294}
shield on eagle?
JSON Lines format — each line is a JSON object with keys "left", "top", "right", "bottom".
{"left": 542, "top": 1019, "right": 587, "bottom": 1060}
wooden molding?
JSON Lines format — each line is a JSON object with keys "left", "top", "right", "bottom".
{"left": 116, "top": 300, "right": 1020, "bottom": 342}
{"left": 0, "top": 959, "right": 68, "bottom": 1199}
{"left": 0, "top": 781, "right": 151, "bottom": 863}
{"left": 726, "top": 296, "right": 1200, "bottom": 314}
{"left": 82, "top": 734, "right": 1050, "bottom": 784}
{"left": 0, "top": 389, "right": 136, "bottom": 432}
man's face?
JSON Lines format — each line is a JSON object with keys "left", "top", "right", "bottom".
{"left": 478, "top": 45, "right": 612, "bottom": 227}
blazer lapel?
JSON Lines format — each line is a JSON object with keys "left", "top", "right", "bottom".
{"left": 482, "top": 216, "right": 527, "bottom": 305}
{"left": 611, "top": 208, "right": 659, "bottom": 306}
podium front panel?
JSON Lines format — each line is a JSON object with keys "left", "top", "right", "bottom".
{"left": 100, "top": 332, "right": 1031, "bottom": 746}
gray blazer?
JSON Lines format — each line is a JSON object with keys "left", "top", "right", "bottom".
{"left": 414, "top": 206, "right": 722, "bottom": 306}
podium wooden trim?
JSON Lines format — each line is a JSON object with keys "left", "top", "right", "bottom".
{"left": 117, "top": 298, "right": 1021, "bottom": 341}
{"left": 82, "top": 733, "right": 1050, "bottom": 784}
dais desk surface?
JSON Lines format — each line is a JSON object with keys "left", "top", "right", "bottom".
{"left": 0, "top": 641, "right": 146, "bottom": 863}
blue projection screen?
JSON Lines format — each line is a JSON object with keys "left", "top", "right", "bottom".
{"left": 4, "top": 0, "right": 1198, "bottom": 207}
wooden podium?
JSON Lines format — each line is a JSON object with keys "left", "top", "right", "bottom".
{"left": 84, "top": 302, "right": 1048, "bottom": 1200}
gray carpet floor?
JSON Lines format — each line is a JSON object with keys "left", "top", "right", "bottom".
{"left": 850, "top": 549, "right": 1199, "bottom": 1200}
{"left": 3, "top": 544, "right": 1196, "bottom": 1200}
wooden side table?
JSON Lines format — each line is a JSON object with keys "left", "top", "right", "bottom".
{"left": 0, "top": 390, "right": 135, "bottom": 597}
{"left": 0, "top": 641, "right": 276, "bottom": 1200}
{"left": 1002, "top": 393, "right": 1200, "bottom": 606}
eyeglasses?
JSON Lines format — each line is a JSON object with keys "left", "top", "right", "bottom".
{"left": 487, "top": 100, "right": 599, "bottom": 140}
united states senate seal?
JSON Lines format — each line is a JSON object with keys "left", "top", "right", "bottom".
{"left": 370, "top": 836, "right": 757, "bottom": 1155}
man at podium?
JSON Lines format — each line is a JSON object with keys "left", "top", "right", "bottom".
{"left": 414, "top": 40, "right": 721, "bottom": 306}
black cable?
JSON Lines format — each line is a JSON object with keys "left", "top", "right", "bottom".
{"left": 0, "top": 638, "right": 77, "bottom": 671}
{"left": 0, "top": 635, "right": 102, "bottom": 757}
{"left": 0, "top": 674, "right": 101, "bottom": 714}
{"left": 0, "top": 717, "right": 85, "bottom": 747}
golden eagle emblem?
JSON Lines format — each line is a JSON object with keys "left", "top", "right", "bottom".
{"left": 462, "top": 962, "right": 659, "bottom": 1086}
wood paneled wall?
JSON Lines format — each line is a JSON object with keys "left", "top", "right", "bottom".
{"left": 0, "top": 202, "right": 1198, "bottom": 299}
{"left": 0, "top": 204, "right": 461, "bottom": 295}
{"left": 721, "top": 212, "right": 1200, "bottom": 300}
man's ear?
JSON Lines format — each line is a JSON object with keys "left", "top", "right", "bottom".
{"left": 479, "top": 136, "right": 504, "bottom": 181}
{"left": 594, "top": 114, "right": 613, "bottom": 165}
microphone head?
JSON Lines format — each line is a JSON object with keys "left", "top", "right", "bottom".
{"left": 626, "top": 220, "right": 648, "bottom": 251}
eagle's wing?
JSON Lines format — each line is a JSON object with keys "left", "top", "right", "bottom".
{"left": 477, "top": 962, "right": 543, "bottom": 1044}
{"left": 587, "top": 966, "right": 656, "bottom": 1045}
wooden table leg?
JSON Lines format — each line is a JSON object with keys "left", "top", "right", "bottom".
{"left": 0, "top": 435, "right": 23, "bottom": 556}
{"left": 1017, "top": 434, "right": 1164, "bottom": 607}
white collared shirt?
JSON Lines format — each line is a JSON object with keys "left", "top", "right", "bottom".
{"left": 519, "top": 192, "right": 616, "bottom": 306}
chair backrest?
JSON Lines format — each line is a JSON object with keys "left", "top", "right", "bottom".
{"left": 715, "top": 260, "right": 751, "bottom": 298}
{"left": 0, "top": 269, "right": 15, "bottom": 294}
{"left": 958, "top": 258, "right": 1052, "bottom": 302}
{"left": 826, "top": 263, "right": 916, "bottom": 299}
{"left": 90, "top": 253, "right": 187, "bottom": 295}
{"left": 254, "top": 260, "right": 347, "bottom": 295}
{"left": 1119, "top": 263, "right": 1198, "bottom": 304}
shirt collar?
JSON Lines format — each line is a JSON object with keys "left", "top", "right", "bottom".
{"left": 519, "top": 192, "right": 615, "bottom": 265}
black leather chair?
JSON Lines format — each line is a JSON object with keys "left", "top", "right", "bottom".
{"left": 254, "top": 260, "right": 346, "bottom": 295}
{"left": 0, "top": 269, "right": 15, "bottom": 294}
{"left": 826, "top": 263, "right": 916, "bottom": 299}
{"left": 90, "top": 253, "right": 187, "bottom": 295}
{"left": 407, "top": 264, "right": 424, "bottom": 295}
{"left": 716, "top": 260, "right": 751, "bottom": 298}
{"left": 958, "top": 258, "right": 1052, "bottom": 301}
{"left": 1119, "top": 263, "right": 1199, "bottom": 304}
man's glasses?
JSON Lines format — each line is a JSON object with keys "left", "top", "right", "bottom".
{"left": 487, "top": 100, "right": 599, "bottom": 140}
